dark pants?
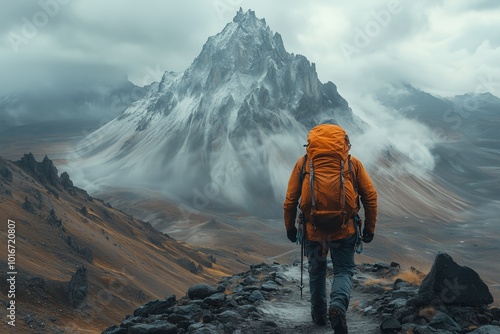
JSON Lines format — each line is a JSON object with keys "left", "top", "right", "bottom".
{"left": 305, "top": 234, "right": 356, "bottom": 316}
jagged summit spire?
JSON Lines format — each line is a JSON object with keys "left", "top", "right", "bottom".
{"left": 216, "top": 8, "right": 272, "bottom": 46}
{"left": 189, "top": 8, "right": 289, "bottom": 76}
{"left": 233, "top": 8, "right": 266, "bottom": 26}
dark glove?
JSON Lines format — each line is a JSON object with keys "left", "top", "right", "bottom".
{"left": 362, "top": 229, "right": 374, "bottom": 243}
{"left": 287, "top": 227, "right": 298, "bottom": 243}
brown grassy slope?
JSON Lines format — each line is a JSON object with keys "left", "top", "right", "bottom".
{"left": 0, "top": 155, "right": 233, "bottom": 334}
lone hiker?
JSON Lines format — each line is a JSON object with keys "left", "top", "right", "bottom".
{"left": 283, "top": 124, "right": 378, "bottom": 333}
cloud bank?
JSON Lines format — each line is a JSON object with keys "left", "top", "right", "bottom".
{"left": 1, "top": 0, "right": 498, "bottom": 96}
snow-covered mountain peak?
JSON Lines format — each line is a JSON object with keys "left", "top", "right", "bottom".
{"left": 73, "top": 9, "right": 358, "bottom": 216}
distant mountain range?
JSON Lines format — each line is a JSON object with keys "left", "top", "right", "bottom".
{"left": 376, "top": 85, "right": 500, "bottom": 219}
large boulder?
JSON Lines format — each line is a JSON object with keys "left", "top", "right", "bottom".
{"left": 187, "top": 284, "right": 217, "bottom": 300}
{"left": 415, "top": 252, "right": 493, "bottom": 306}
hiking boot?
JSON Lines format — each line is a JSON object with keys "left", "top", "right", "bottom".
{"left": 328, "top": 306, "right": 348, "bottom": 334}
{"left": 311, "top": 313, "right": 327, "bottom": 326}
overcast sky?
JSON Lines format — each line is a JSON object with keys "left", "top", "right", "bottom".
{"left": 1, "top": 0, "right": 499, "bottom": 99}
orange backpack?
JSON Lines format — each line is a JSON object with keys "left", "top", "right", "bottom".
{"left": 299, "top": 124, "right": 359, "bottom": 232}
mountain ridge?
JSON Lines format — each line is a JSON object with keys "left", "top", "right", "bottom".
{"left": 0, "top": 154, "right": 239, "bottom": 333}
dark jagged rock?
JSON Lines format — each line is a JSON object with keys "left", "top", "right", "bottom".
{"left": 18, "top": 152, "right": 37, "bottom": 174}
{"left": 203, "top": 293, "right": 226, "bottom": 307}
{"left": 79, "top": 206, "right": 88, "bottom": 216}
{"left": 15, "top": 154, "right": 78, "bottom": 195}
{"left": 242, "top": 275, "right": 259, "bottom": 286}
{"left": 17, "top": 153, "right": 61, "bottom": 188}
{"left": 0, "top": 162, "right": 13, "bottom": 182}
{"left": 428, "top": 311, "right": 461, "bottom": 332}
{"left": 355, "top": 256, "right": 498, "bottom": 334}
{"left": 22, "top": 196, "right": 36, "bottom": 213}
{"left": 248, "top": 290, "right": 265, "bottom": 302}
{"left": 39, "top": 156, "right": 60, "bottom": 187}
{"left": 67, "top": 265, "right": 88, "bottom": 308}
{"left": 177, "top": 258, "right": 204, "bottom": 274}
{"left": 46, "top": 209, "right": 62, "bottom": 227}
{"left": 133, "top": 296, "right": 176, "bottom": 317}
{"left": 60, "top": 172, "right": 75, "bottom": 193}
{"left": 415, "top": 252, "right": 493, "bottom": 306}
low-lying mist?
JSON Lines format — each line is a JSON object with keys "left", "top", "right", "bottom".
{"left": 348, "top": 94, "right": 438, "bottom": 176}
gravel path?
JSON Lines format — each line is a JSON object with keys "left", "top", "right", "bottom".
{"left": 260, "top": 265, "right": 381, "bottom": 333}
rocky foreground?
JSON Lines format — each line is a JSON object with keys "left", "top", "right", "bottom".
{"left": 103, "top": 252, "right": 500, "bottom": 334}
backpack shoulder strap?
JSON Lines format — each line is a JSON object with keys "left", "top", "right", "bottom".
{"left": 299, "top": 154, "right": 308, "bottom": 186}
{"left": 348, "top": 155, "right": 361, "bottom": 209}
{"left": 347, "top": 155, "right": 357, "bottom": 190}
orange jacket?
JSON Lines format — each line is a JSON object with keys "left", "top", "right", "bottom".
{"left": 283, "top": 153, "right": 378, "bottom": 242}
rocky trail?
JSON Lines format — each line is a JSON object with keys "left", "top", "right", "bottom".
{"left": 259, "top": 265, "right": 380, "bottom": 333}
{"left": 104, "top": 253, "right": 500, "bottom": 334}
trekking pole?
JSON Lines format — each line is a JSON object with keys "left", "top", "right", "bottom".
{"left": 297, "top": 212, "right": 305, "bottom": 299}
{"left": 354, "top": 214, "right": 363, "bottom": 254}
{"left": 300, "top": 228, "right": 304, "bottom": 299}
